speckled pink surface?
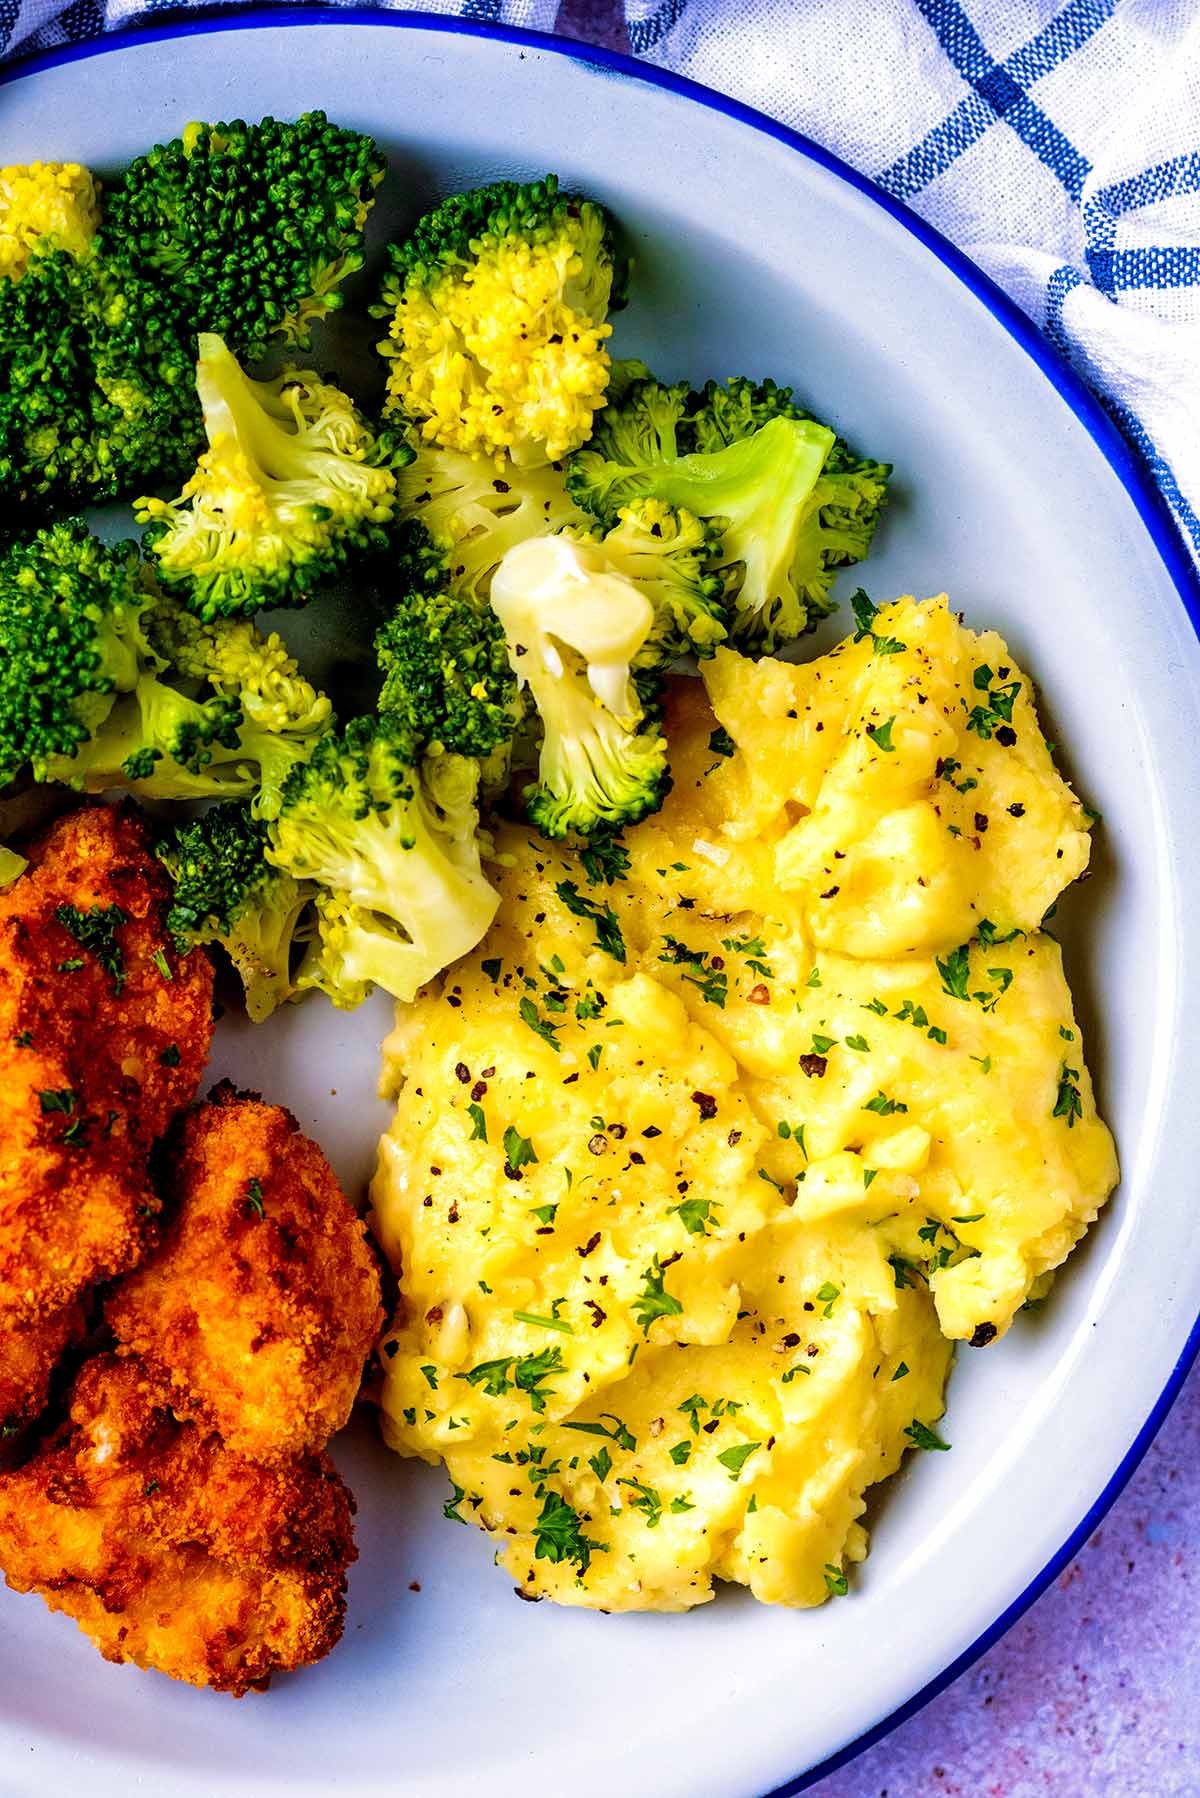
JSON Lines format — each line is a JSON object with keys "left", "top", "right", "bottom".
{"left": 552, "top": 8, "right": 1200, "bottom": 1791}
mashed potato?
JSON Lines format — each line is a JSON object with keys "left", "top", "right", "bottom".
{"left": 372, "top": 596, "right": 1117, "bottom": 1610}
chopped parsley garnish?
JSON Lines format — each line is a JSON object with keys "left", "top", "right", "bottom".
{"left": 866, "top": 715, "right": 896, "bottom": 752}
{"left": 966, "top": 666, "right": 1022, "bottom": 740}
{"left": 564, "top": 1413, "right": 637, "bottom": 1451}
{"left": 502, "top": 1125, "right": 538, "bottom": 1176}
{"left": 658, "top": 937, "right": 727, "bottom": 1008}
{"left": 554, "top": 880, "right": 626, "bottom": 962}
{"left": 531, "top": 1203, "right": 558, "bottom": 1226}
{"left": 716, "top": 1441, "right": 761, "bottom": 1480}
{"left": 151, "top": 947, "right": 173, "bottom": 981}
{"left": 816, "top": 1281, "right": 841, "bottom": 1318}
{"left": 811, "top": 1033, "right": 836, "bottom": 1055}
{"left": 443, "top": 1480, "right": 469, "bottom": 1524}
{"left": 633, "top": 1255, "right": 684, "bottom": 1335}
{"left": 419, "top": 1364, "right": 439, "bottom": 1390}
{"left": 617, "top": 1477, "right": 664, "bottom": 1528}
{"left": 589, "top": 1447, "right": 612, "bottom": 1483}
{"left": 458, "top": 1346, "right": 566, "bottom": 1413}
{"left": 12, "top": 1030, "right": 32, "bottom": 1048}
{"left": 671, "top": 1196, "right": 714, "bottom": 1236}
{"left": 863, "top": 1167, "right": 878, "bottom": 1189}
{"left": 1053, "top": 1064, "right": 1083, "bottom": 1127}
{"left": 54, "top": 902, "right": 128, "bottom": 996}
{"left": 513, "top": 1308, "right": 574, "bottom": 1334}
{"left": 722, "top": 932, "right": 774, "bottom": 980}
{"left": 159, "top": 1044, "right": 181, "bottom": 1067}
{"left": 481, "top": 957, "right": 503, "bottom": 983}
{"left": 937, "top": 942, "right": 972, "bottom": 1000}
{"left": 587, "top": 1044, "right": 603, "bottom": 1071}
{"left": 823, "top": 1563, "right": 849, "bottom": 1596}
{"left": 905, "top": 1419, "right": 951, "bottom": 1452}
{"left": 844, "top": 1033, "right": 870, "bottom": 1053}
{"left": 244, "top": 1177, "right": 265, "bottom": 1219}
{"left": 708, "top": 724, "right": 736, "bottom": 758}
{"left": 533, "top": 1488, "right": 603, "bottom": 1573}
{"left": 863, "top": 1090, "right": 907, "bottom": 1115}
{"left": 467, "top": 1102, "right": 488, "bottom": 1142}
{"left": 850, "top": 589, "right": 907, "bottom": 657}
{"left": 892, "top": 1362, "right": 910, "bottom": 1382}
{"left": 579, "top": 832, "right": 630, "bottom": 886}
{"left": 669, "top": 1440, "right": 692, "bottom": 1466}
{"left": 519, "top": 995, "right": 561, "bottom": 1051}
{"left": 38, "top": 1088, "right": 75, "bottom": 1115}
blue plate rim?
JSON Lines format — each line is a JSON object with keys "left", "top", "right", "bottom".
{"left": 3, "top": 11, "right": 1200, "bottom": 1795}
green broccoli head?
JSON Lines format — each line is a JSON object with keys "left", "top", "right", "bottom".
{"left": 266, "top": 716, "right": 499, "bottom": 1003}
{"left": 136, "top": 334, "right": 406, "bottom": 620}
{"left": 587, "top": 499, "right": 728, "bottom": 663}
{"left": 375, "top": 586, "right": 518, "bottom": 762}
{"left": 35, "top": 559, "right": 333, "bottom": 814}
{"left": 568, "top": 372, "right": 891, "bottom": 650}
{"left": 0, "top": 228, "right": 201, "bottom": 510}
{"left": 374, "top": 175, "right": 625, "bottom": 465}
{"left": 100, "top": 112, "right": 387, "bottom": 360}
{"left": 158, "top": 802, "right": 316, "bottom": 1022}
{"left": 0, "top": 520, "right": 158, "bottom": 786}
{"left": 489, "top": 535, "right": 670, "bottom": 838}
{"left": 0, "top": 250, "right": 106, "bottom": 506}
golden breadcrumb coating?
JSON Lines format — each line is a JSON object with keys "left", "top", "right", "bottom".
{"left": 0, "top": 1355, "right": 355, "bottom": 1695}
{"left": 0, "top": 1300, "right": 84, "bottom": 1439}
{"left": 0, "top": 804, "right": 214, "bottom": 1321}
{"left": 108, "top": 1083, "right": 383, "bottom": 1462}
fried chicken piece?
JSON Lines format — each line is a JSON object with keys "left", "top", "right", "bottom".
{"left": 0, "top": 1300, "right": 85, "bottom": 1439}
{"left": 0, "top": 803, "right": 214, "bottom": 1320}
{"left": 108, "top": 1084, "right": 383, "bottom": 1463}
{"left": 0, "top": 1355, "right": 355, "bottom": 1695}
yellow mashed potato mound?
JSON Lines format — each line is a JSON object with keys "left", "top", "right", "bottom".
{"left": 373, "top": 596, "right": 1117, "bottom": 1611}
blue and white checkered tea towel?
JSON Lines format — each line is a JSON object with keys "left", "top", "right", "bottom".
{"left": 1, "top": 0, "right": 557, "bottom": 64}
{"left": 624, "top": 0, "right": 1200, "bottom": 567}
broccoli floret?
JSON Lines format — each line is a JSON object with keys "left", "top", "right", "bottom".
{"left": 266, "top": 716, "right": 499, "bottom": 1004}
{"left": 372, "top": 437, "right": 590, "bottom": 760}
{"left": 136, "top": 333, "right": 405, "bottom": 620}
{"left": 0, "top": 521, "right": 158, "bottom": 786}
{"left": 587, "top": 499, "right": 728, "bottom": 662}
{"left": 51, "top": 602, "right": 332, "bottom": 815}
{"left": 568, "top": 373, "right": 890, "bottom": 649}
{"left": 100, "top": 112, "right": 386, "bottom": 360}
{"left": 375, "top": 588, "right": 518, "bottom": 761}
{"left": 393, "top": 436, "right": 589, "bottom": 603}
{"left": 489, "top": 535, "right": 670, "bottom": 838}
{"left": 373, "top": 175, "right": 624, "bottom": 465}
{"left": 0, "top": 521, "right": 332, "bottom": 810}
{"left": 0, "top": 234, "right": 200, "bottom": 509}
{"left": 1, "top": 161, "right": 101, "bottom": 281}
{"left": 158, "top": 803, "right": 316, "bottom": 1022}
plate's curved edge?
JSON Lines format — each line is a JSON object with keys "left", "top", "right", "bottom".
{"left": 3, "top": 12, "right": 1200, "bottom": 1793}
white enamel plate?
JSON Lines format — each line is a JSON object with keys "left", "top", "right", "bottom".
{"left": 2, "top": 16, "right": 1200, "bottom": 1796}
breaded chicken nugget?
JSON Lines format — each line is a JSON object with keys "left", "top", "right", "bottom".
{"left": 0, "top": 804, "right": 213, "bottom": 1320}
{"left": 0, "top": 1300, "right": 85, "bottom": 1439}
{"left": 0, "top": 1355, "right": 355, "bottom": 1695}
{"left": 108, "top": 1084, "right": 383, "bottom": 1463}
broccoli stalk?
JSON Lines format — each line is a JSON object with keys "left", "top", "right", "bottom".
{"left": 568, "top": 373, "right": 890, "bottom": 648}
{"left": 267, "top": 717, "right": 499, "bottom": 1005}
{"left": 489, "top": 535, "right": 670, "bottom": 838}
{"left": 373, "top": 175, "right": 625, "bottom": 465}
{"left": 158, "top": 804, "right": 315, "bottom": 1023}
{"left": 137, "top": 334, "right": 405, "bottom": 620}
